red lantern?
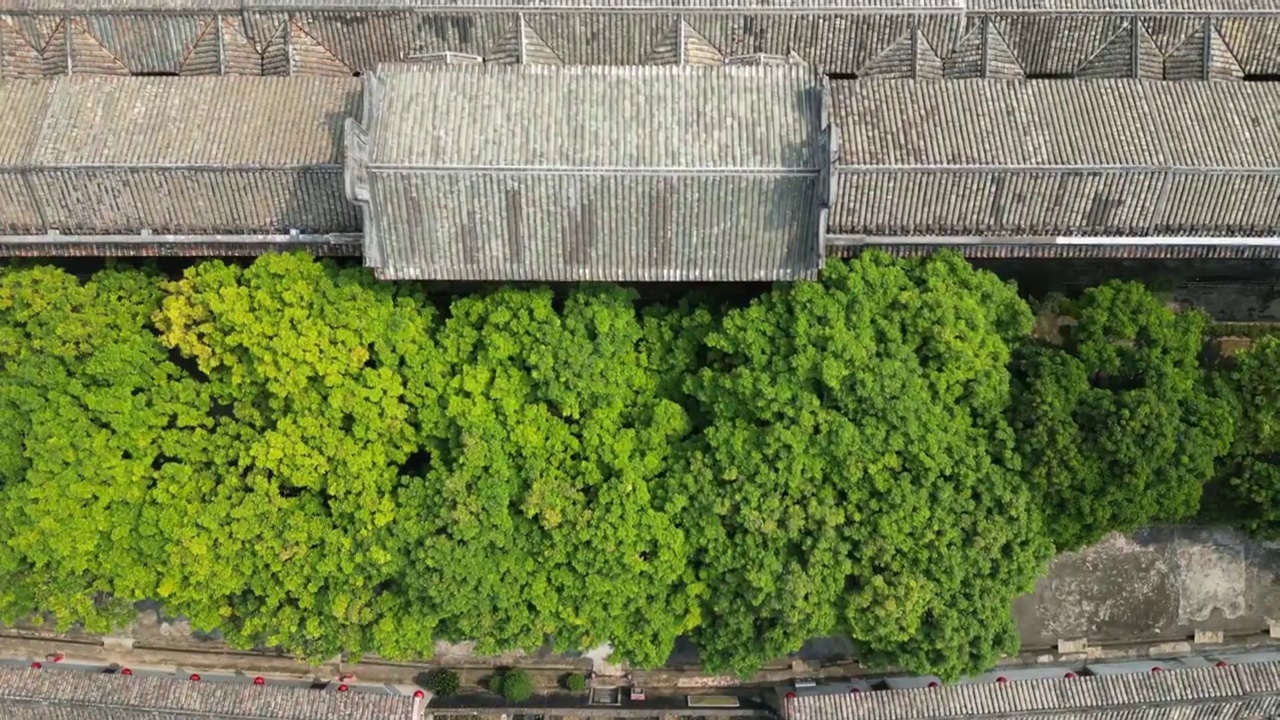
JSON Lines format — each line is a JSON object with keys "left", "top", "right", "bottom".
{"left": 29, "top": 662, "right": 41, "bottom": 670}
{"left": 927, "top": 681, "right": 939, "bottom": 689}
{"left": 413, "top": 690, "right": 426, "bottom": 699}
{"left": 120, "top": 668, "right": 133, "bottom": 676}
{"left": 190, "top": 674, "right": 201, "bottom": 682}
{"left": 1064, "top": 672, "right": 1077, "bottom": 679}
{"left": 338, "top": 684, "right": 349, "bottom": 692}
{"left": 849, "top": 688, "right": 861, "bottom": 694}
{"left": 253, "top": 677, "right": 265, "bottom": 685}
{"left": 1151, "top": 667, "right": 1162, "bottom": 673}
{"left": 785, "top": 692, "right": 796, "bottom": 700}
{"left": 996, "top": 677, "right": 1008, "bottom": 684}
{"left": 1216, "top": 661, "right": 1229, "bottom": 668}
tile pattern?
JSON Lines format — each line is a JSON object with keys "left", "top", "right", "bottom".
{"left": 0, "top": 667, "right": 414, "bottom": 720}
{"left": 0, "top": 75, "right": 360, "bottom": 234}
{"left": 1, "top": 0, "right": 1276, "bottom": 78}
{"left": 351, "top": 64, "right": 827, "bottom": 281}
{"left": 829, "top": 78, "right": 1280, "bottom": 237}
{"left": 787, "top": 661, "right": 1280, "bottom": 720}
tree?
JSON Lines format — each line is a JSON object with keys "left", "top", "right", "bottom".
{"left": 393, "top": 286, "right": 699, "bottom": 668}
{"left": 0, "top": 265, "right": 199, "bottom": 633}
{"left": 1205, "top": 335, "right": 1280, "bottom": 538}
{"left": 563, "top": 672, "right": 587, "bottom": 691}
{"left": 501, "top": 669, "right": 534, "bottom": 702}
{"left": 148, "top": 253, "right": 441, "bottom": 660}
{"left": 1011, "top": 281, "right": 1234, "bottom": 550}
{"left": 677, "top": 252, "right": 1053, "bottom": 679}
{"left": 422, "top": 668, "right": 460, "bottom": 697}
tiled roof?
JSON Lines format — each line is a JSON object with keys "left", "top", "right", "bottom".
{"left": 351, "top": 64, "right": 828, "bottom": 281}
{"left": 0, "top": 667, "right": 414, "bottom": 720}
{"left": 833, "top": 79, "right": 1280, "bottom": 169}
{"left": 786, "top": 662, "right": 1280, "bottom": 720}
{"left": 828, "top": 78, "right": 1280, "bottom": 237}
{"left": 31, "top": 75, "right": 358, "bottom": 167}
{"left": 0, "top": 80, "right": 51, "bottom": 165}
{"left": 365, "top": 64, "right": 818, "bottom": 169}
{"left": 970, "top": 0, "right": 1280, "bottom": 12}
{"left": 243, "top": 0, "right": 963, "bottom": 10}
{"left": 0, "top": 75, "right": 360, "bottom": 235}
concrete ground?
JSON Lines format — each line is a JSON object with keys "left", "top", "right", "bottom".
{"left": 1012, "top": 527, "right": 1280, "bottom": 649}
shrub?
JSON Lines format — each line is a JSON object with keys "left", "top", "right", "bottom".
{"left": 564, "top": 672, "right": 587, "bottom": 692}
{"left": 424, "top": 669, "right": 460, "bottom": 698}
{"left": 501, "top": 669, "right": 534, "bottom": 703}
{"left": 487, "top": 672, "right": 506, "bottom": 695}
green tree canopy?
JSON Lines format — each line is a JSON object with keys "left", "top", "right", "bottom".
{"left": 0, "top": 265, "right": 198, "bottom": 631}
{"left": 677, "top": 252, "right": 1052, "bottom": 679}
{"left": 148, "top": 254, "right": 440, "bottom": 659}
{"left": 1205, "top": 335, "right": 1280, "bottom": 538}
{"left": 1011, "top": 281, "right": 1234, "bottom": 551}
{"left": 394, "top": 286, "right": 699, "bottom": 667}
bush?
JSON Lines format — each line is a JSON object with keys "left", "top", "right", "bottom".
{"left": 487, "top": 672, "right": 506, "bottom": 695}
{"left": 564, "top": 672, "right": 587, "bottom": 692}
{"left": 423, "top": 669, "right": 460, "bottom": 698}
{"left": 501, "top": 669, "right": 534, "bottom": 703}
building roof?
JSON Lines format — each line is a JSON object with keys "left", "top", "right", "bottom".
{"left": 831, "top": 79, "right": 1280, "bottom": 170}
{"left": 242, "top": 0, "right": 963, "bottom": 10}
{"left": 0, "top": 667, "right": 416, "bottom": 720}
{"left": 28, "top": 75, "right": 358, "bottom": 168}
{"left": 350, "top": 64, "right": 827, "bottom": 281}
{"left": 0, "top": 81, "right": 52, "bottom": 166}
{"left": 364, "top": 64, "right": 818, "bottom": 170}
{"left": 970, "top": 0, "right": 1280, "bottom": 11}
{"left": 785, "top": 662, "right": 1280, "bottom": 720}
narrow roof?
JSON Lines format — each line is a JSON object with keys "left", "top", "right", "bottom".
{"left": 832, "top": 79, "right": 1280, "bottom": 170}
{"left": 0, "top": 81, "right": 53, "bottom": 166}
{"left": 0, "top": 668, "right": 415, "bottom": 720}
{"left": 786, "top": 662, "right": 1280, "bottom": 720}
{"left": 969, "top": 0, "right": 1280, "bottom": 11}
{"left": 30, "top": 76, "right": 360, "bottom": 168}
{"left": 0, "top": 0, "right": 238, "bottom": 10}
{"left": 244, "top": 0, "right": 962, "bottom": 11}
{"left": 365, "top": 64, "right": 820, "bottom": 171}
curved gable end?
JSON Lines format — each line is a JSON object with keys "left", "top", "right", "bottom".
{"left": 348, "top": 63, "right": 832, "bottom": 281}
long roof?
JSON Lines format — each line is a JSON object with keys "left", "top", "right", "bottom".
{"left": 353, "top": 63, "right": 826, "bottom": 281}
{"left": 365, "top": 64, "right": 819, "bottom": 170}
{"left": 0, "top": 667, "right": 415, "bottom": 720}
{"left": 24, "top": 75, "right": 357, "bottom": 168}
{"left": 831, "top": 79, "right": 1280, "bottom": 170}
{"left": 786, "top": 662, "right": 1280, "bottom": 720}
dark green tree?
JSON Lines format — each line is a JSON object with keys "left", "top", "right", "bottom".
{"left": 1011, "top": 281, "right": 1234, "bottom": 550}
{"left": 1205, "top": 335, "right": 1280, "bottom": 538}
{"left": 677, "top": 252, "right": 1053, "bottom": 679}
{"left": 394, "top": 286, "right": 699, "bottom": 668}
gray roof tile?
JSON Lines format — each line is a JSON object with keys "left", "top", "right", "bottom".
{"left": 352, "top": 63, "right": 827, "bottom": 281}
{"left": 0, "top": 80, "right": 52, "bottom": 165}
{"left": 245, "top": 0, "right": 963, "bottom": 10}
{"left": 30, "top": 75, "right": 359, "bottom": 167}
{"left": 786, "top": 662, "right": 1280, "bottom": 720}
{"left": 828, "top": 79, "right": 1280, "bottom": 237}
{"left": 0, "top": 668, "right": 415, "bottom": 720}
{"left": 969, "top": 0, "right": 1280, "bottom": 12}
{"left": 366, "top": 64, "right": 817, "bottom": 169}
{"left": 831, "top": 79, "right": 1280, "bottom": 169}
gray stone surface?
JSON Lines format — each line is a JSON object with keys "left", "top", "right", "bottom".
{"left": 1012, "top": 527, "right": 1280, "bottom": 649}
